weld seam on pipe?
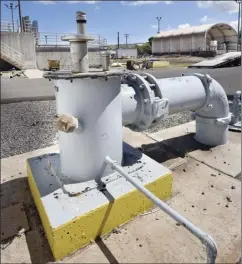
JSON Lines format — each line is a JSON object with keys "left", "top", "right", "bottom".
{"left": 105, "top": 156, "right": 217, "bottom": 264}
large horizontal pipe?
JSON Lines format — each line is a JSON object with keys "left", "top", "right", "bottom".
{"left": 121, "top": 73, "right": 231, "bottom": 146}
{"left": 156, "top": 76, "right": 207, "bottom": 114}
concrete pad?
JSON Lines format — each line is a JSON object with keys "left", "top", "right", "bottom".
{"left": 1, "top": 235, "right": 32, "bottom": 264}
{"left": 24, "top": 69, "right": 44, "bottom": 79}
{"left": 25, "top": 229, "right": 54, "bottom": 263}
{"left": 1, "top": 203, "right": 29, "bottom": 241}
{"left": 27, "top": 145, "right": 172, "bottom": 260}
{"left": 1, "top": 144, "right": 59, "bottom": 184}
{"left": 61, "top": 158, "right": 240, "bottom": 263}
{"left": 62, "top": 241, "right": 109, "bottom": 263}
{"left": 188, "top": 131, "right": 241, "bottom": 178}
{"left": 123, "top": 126, "right": 155, "bottom": 148}
{"left": 1, "top": 145, "right": 59, "bottom": 209}
{"left": 146, "top": 122, "right": 241, "bottom": 178}
{"left": 146, "top": 121, "right": 195, "bottom": 141}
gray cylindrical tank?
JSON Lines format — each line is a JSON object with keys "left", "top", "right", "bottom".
{"left": 55, "top": 75, "right": 122, "bottom": 183}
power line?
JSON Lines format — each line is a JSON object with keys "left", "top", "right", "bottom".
{"left": 124, "top": 33, "right": 129, "bottom": 47}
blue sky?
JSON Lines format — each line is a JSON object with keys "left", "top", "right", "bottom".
{"left": 1, "top": 1, "right": 240, "bottom": 44}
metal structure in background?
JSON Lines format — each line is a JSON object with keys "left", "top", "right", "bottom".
{"left": 17, "top": 0, "right": 23, "bottom": 32}
{"left": 235, "top": 0, "right": 241, "bottom": 51}
{"left": 156, "top": 16, "right": 162, "bottom": 34}
{"left": 36, "top": 32, "right": 107, "bottom": 49}
{"left": 124, "top": 33, "right": 129, "bottom": 47}
{"left": 229, "top": 91, "right": 241, "bottom": 131}
{"left": 4, "top": 2, "right": 19, "bottom": 32}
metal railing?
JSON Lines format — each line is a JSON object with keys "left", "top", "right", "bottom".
{"left": 1, "top": 19, "right": 20, "bottom": 32}
{"left": 36, "top": 32, "right": 107, "bottom": 48}
{"left": 0, "top": 41, "right": 24, "bottom": 67}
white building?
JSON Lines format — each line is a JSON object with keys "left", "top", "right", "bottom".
{"left": 152, "top": 23, "right": 237, "bottom": 55}
{"left": 115, "top": 48, "right": 137, "bottom": 58}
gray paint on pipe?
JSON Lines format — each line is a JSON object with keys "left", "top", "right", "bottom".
{"left": 156, "top": 76, "right": 207, "bottom": 114}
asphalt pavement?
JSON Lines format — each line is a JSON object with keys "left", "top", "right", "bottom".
{"left": 1, "top": 66, "right": 241, "bottom": 103}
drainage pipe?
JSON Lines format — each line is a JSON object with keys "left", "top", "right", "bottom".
{"left": 105, "top": 155, "right": 217, "bottom": 264}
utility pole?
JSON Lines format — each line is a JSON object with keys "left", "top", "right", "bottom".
{"left": 156, "top": 16, "right": 162, "bottom": 34}
{"left": 45, "top": 35, "right": 48, "bottom": 44}
{"left": 124, "top": 33, "right": 129, "bottom": 47}
{"left": 235, "top": 0, "right": 241, "bottom": 51}
{"left": 18, "top": 0, "right": 23, "bottom": 32}
{"left": 4, "top": 2, "right": 19, "bottom": 32}
{"left": 117, "top": 32, "right": 120, "bottom": 48}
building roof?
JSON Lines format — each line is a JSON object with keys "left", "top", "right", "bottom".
{"left": 153, "top": 23, "right": 236, "bottom": 39}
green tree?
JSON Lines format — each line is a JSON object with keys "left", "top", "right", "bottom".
{"left": 148, "top": 37, "right": 153, "bottom": 46}
{"left": 142, "top": 42, "right": 152, "bottom": 54}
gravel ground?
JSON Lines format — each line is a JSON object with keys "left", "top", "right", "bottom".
{"left": 1, "top": 101, "right": 194, "bottom": 159}
{"left": 1, "top": 101, "right": 57, "bottom": 159}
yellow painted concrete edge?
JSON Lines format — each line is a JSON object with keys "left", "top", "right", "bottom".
{"left": 27, "top": 160, "right": 173, "bottom": 261}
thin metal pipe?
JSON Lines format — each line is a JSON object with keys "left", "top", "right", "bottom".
{"left": 105, "top": 156, "right": 218, "bottom": 264}
{"left": 18, "top": 0, "right": 23, "bottom": 32}
{"left": 237, "top": 1, "right": 241, "bottom": 51}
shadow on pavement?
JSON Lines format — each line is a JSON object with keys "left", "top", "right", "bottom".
{"left": 139, "top": 133, "right": 212, "bottom": 164}
{"left": 1, "top": 177, "right": 54, "bottom": 263}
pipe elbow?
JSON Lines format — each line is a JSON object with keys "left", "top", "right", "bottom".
{"left": 194, "top": 74, "right": 231, "bottom": 146}
{"left": 196, "top": 76, "right": 230, "bottom": 119}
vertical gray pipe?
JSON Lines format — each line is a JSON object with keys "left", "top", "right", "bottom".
{"left": 76, "top": 11, "right": 86, "bottom": 35}
{"left": 71, "top": 11, "right": 89, "bottom": 73}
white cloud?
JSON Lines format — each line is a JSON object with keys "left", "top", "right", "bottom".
{"left": 37, "top": 1, "right": 56, "bottom": 5}
{"left": 200, "top": 15, "right": 216, "bottom": 24}
{"left": 197, "top": 1, "right": 238, "bottom": 14}
{"left": 178, "top": 23, "right": 190, "bottom": 29}
{"left": 200, "top": 15, "right": 208, "bottom": 24}
{"left": 121, "top": 1, "right": 172, "bottom": 6}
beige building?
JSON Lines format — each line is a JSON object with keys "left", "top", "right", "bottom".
{"left": 152, "top": 23, "right": 237, "bottom": 55}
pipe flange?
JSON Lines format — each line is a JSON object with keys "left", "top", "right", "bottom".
{"left": 122, "top": 73, "right": 154, "bottom": 129}
{"left": 139, "top": 72, "right": 162, "bottom": 98}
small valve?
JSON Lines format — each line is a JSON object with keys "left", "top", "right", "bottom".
{"left": 55, "top": 114, "right": 81, "bottom": 133}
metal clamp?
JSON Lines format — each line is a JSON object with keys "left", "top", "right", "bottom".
{"left": 122, "top": 72, "right": 168, "bottom": 130}
{"left": 152, "top": 97, "right": 169, "bottom": 119}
